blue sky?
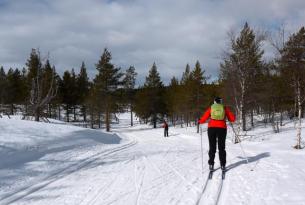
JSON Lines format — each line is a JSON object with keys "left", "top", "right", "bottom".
{"left": 0, "top": 0, "right": 304, "bottom": 85}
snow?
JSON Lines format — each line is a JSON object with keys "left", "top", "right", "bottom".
{"left": 0, "top": 115, "right": 305, "bottom": 205}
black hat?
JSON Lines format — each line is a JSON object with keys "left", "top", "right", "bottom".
{"left": 214, "top": 97, "right": 223, "bottom": 104}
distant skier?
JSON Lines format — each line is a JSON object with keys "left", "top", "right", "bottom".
{"left": 198, "top": 97, "right": 235, "bottom": 171}
{"left": 163, "top": 120, "right": 169, "bottom": 137}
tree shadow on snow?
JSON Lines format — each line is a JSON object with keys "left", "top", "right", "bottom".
{"left": 226, "top": 152, "right": 270, "bottom": 172}
{"left": 0, "top": 130, "right": 121, "bottom": 170}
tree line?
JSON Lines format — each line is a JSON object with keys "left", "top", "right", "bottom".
{"left": 0, "top": 47, "right": 215, "bottom": 132}
{"left": 1, "top": 23, "right": 305, "bottom": 148}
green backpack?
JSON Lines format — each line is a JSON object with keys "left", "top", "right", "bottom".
{"left": 211, "top": 103, "right": 225, "bottom": 120}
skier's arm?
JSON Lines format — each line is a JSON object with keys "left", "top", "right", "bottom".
{"left": 225, "top": 107, "right": 235, "bottom": 122}
{"left": 198, "top": 108, "right": 211, "bottom": 124}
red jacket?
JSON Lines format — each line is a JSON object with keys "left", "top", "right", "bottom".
{"left": 198, "top": 106, "right": 235, "bottom": 128}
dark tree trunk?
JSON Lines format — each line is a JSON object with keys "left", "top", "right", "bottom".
{"left": 130, "top": 106, "right": 133, "bottom": 127}
{"left": 48, "top": 104, "right": 51, "bottom": 118}
{"left": 106, "top": 109, "right": 110, "bottom": 132}
{"left": 10, "top": 104, "right": 14, "bottom": 115}
{"left": 73, "top": 106, "right": 76, "bottom": 122}
{"left": 90, "top": 110, "right": 94, "bottom": 129}
{"left": 66, "top": 105, "right": 70, "bottom": 122}
{"left": 251, "top": 109, "right": 254, "bottom": 128}
{"left": 280, "top": 110, "right": 283, "bottom": 126}
{"left": 242, "top": 111, "right": 246, "bottom": 131}
{"left": 83, "top": 105, "right": 87, "bottom": 122}
{"left": 35, "top": 108, "right": 40, "bottom": 122}
{"left": 58, "top": 105, "right": 61, "bottom": 121}
{"left": 153, "top": 114, "right": 157, "bottom": 128}
{"left": 98, "top": 112, "right": 101, "bottom": 129}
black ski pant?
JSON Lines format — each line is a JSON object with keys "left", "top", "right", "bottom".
{"left": 207, "top": 127, "right": 227, "bottom": 167}
{"left": 164, "top": 128, "right": 169, "bottom": 137}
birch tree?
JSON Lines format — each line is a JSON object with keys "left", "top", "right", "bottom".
{"left": 280, "top": 27, "right": 305, "bottom": 149}
{"left": 27, "top": 50, "right": 57, "bottom": 122}
{"left": 220, "top": 23, "right": 265, "bottom": 141}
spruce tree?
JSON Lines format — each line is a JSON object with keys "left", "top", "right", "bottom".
{"left": 94, "top": 48, "right": 123, "bottom": 132}
{"left": 142, "top": 62, "right": 166, "bottom": 128}
{"left": 166, "top": 76, "right": 180, "bottom": 126}
{"left": 191, "top": 60, "right": 207, "bottom": 132}
{"left": 70, "top": 68, "right": 78, "bottom": 121}
{"left": 60, "top": 70, "right": 74, "bottom": 122}
{"left": 123, "top": 66, "right": 137, "bottom": 126}
{"left": 6, "top": 68, "right": 24, "bottom": 114}
{"left": 180, "top": 64, "right": 193, "bottom": 127}
{"left": 0, "top": 67, "right": 7, "bottom": 105}
{"left": 77, "top": 62, "right": 90, "bottom": 122}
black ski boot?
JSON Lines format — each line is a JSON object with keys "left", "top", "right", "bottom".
{"left": 221, "top": 165, "right": 226, "bottom": 180}
{"left": 209, "top": 164, "right": 214, "bottom": 171}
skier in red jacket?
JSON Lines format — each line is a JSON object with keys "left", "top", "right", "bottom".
{"left": 163, "top": 120, "right": 169, "bottom": 137}
{"left": 198, "top": 97, "right": 235, "bottom": 171}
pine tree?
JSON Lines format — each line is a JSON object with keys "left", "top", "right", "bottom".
{"left": 60, "top": 70, "right": 73, "bottom": 122}
{"left": 70, "top": 68, "right": 78, "bottom": 121}
{"left": 180, "top": 64, "right": 193, "bottom": 127}
{"left": 191, "top": 60, "right": 207, "bottom": 133}
{"left": 6, "top": 68, "right": 24, "bottom": 114}
{"left": 77, "top": 62, "right": 90, "bottom": 122}
{"left": 0, "top": 67, "right": 7, "bottom": 105}
{"left": 123, "top": 66, "right": 137, "bottom": 126}
{"left": 166, "top": 76, "right": 180, "bottom": 126}
{"left": 43, "top": 60, "right": 56, "bottom": 118}
{"left": 139, "top": 62, "right": 166, "bottom": 128}
{"left": 94, "top": 48, "right": 123, "bottom": 132}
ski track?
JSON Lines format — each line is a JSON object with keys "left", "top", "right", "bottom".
{"left": 0, "top": 140, "right": 137, "bottom": 205}
{"left": 81, "top": 158, "right": 134, "bottom": 205}
{"left": 135, "top": 156, "right": 146, "bottom": 205}
{"left": 1, "top": 127, "right": 234, "bottom": 205}
{"left": 3, "top": 123, "right": 281, "bottom": 205}
{"left": 195, "top": 169, "right": 225, "bottom": 205}
{"left": 120, "top": 131, "right": 207, "bottom": 205}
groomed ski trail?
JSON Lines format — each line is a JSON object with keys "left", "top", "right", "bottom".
{"left": 195, "top": 168, "right": 226, "bottom": 205}
{"left": 0, "top": 140, "right": 137, "bottom": 205}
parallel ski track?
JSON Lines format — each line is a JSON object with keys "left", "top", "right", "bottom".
{"left": 0, "top": 139, "right": 137, "bottom": 205}
{"left": 215, "top": 173, "right": 224, "bottom": 205}
{"left": 85, "top": 158, "right": 134, "bottom": 205}
{"left": 196, "top": 170, "right": 225, "bottom": 205}
{"left": 135, "top": 155, "right": 146, "bottom": 205}
{"left": 195, "top": 173, "right": 211, "bottom": 205}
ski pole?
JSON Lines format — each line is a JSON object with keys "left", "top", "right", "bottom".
{"left": 200, "top": 125, "right": 204, "bottom": 182}
{"left": 229, "top": 122, "right": 249, "bottom": 164}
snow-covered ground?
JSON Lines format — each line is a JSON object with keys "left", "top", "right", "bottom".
{"left": 0, "top": 114, "right": 305, "bottom": 205}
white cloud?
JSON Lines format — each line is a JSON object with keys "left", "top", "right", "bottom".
{"left": 0, "top": 0, "right": 305, "bottom": 84}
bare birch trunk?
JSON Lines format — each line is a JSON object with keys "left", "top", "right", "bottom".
{"left": 295, "top": 81, "right": 302, "bottom": 149}
{"left": 130, "top": 105, "right": 133, "bottom": 127}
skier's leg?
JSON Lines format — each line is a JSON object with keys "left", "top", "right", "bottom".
{"left": 208, "top": 128, "right": 217, "bottom": 165}
{"left": 218, "top": 128, "right": 227, "bottom": 167}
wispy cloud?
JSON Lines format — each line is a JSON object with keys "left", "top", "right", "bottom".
{"left": 0, "top": 0, "right": 304, "bottom": 84}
